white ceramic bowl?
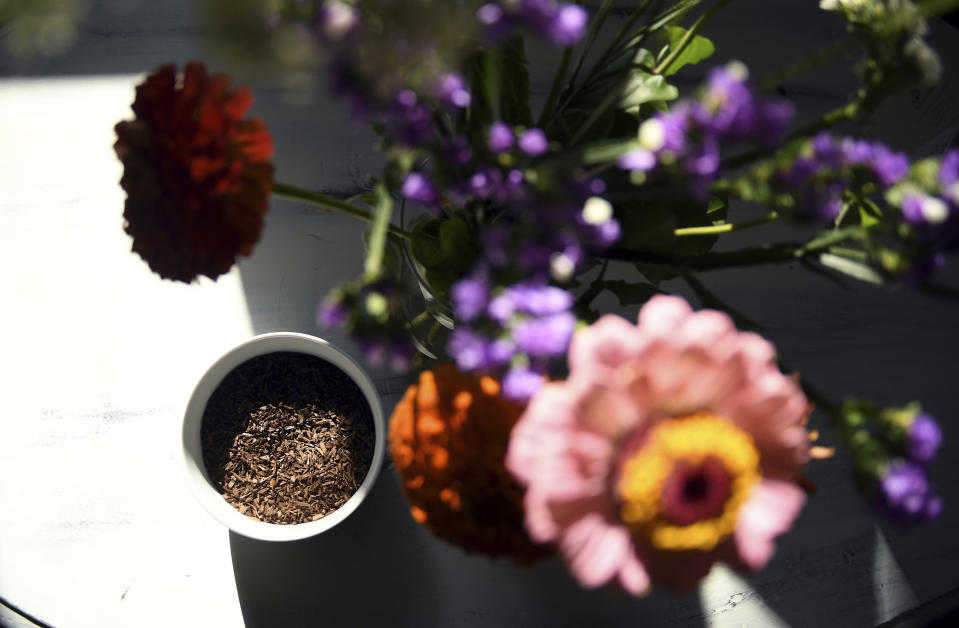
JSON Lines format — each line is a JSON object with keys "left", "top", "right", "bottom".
{"left": 182, "top": 332, "right": 385, "bottom": 542}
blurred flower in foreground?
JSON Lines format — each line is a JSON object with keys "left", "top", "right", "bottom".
{"left": 318, "top": 276, "right": 416, "bottom": 371}
{"left": 840, "top": 399, "right": 943, "bottom": 523}
{"left": 388, "top": 364, "right": 551, "bottom": 563}
{"left": 507, "top": 295, "right": 811, "bottom": 594}
{"left": 114, "top": 62, "right": 274, "bottom": 282}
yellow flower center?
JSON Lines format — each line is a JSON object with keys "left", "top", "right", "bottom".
{"left": 615, "top": 413, "right": 760, "bottom": 552}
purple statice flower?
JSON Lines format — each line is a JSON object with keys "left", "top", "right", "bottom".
{"left": 358, "top": 336, "right": 388, "bottom": 366}
{"left": 448, "top": 327, "right": 491, "bottom": 371}
{"left": 512, "top": 311, "right": 576, "bottom": 358}
{"left": 477, "top": 2, "right": 505, "bottom": 26}
{"left": 518, "top": 128, "right": 549, "bottom": 156}
{"left": 502, "top": 168, "right": 526, "bottom": 199}
{"left": 435, "top": 72, "right": 471, "bottom": 109}
{"left": 481, "top": 225, "right": 511, "bottom": 268}
{"left": 319, "top": 1, "right": 359, "bottom": 41}
{"left": 939, "top": 149, "right": 959, "bottom": 205}
{"left": 519, "top": 0, "right": 558, "bottom": 31}
{"left": 317, "top": 299, "right": 348, "bottom": 327}
{"left": 683, "top": 133, "right": 721, "bottom": 178}
{"left": 903, "top": 252, "right": 947, "bottom": 284}
{"left": 840, "top": 137, "right": 874, "bottom": 166}
{"left": 446, "top": 135, "right": 472, "bottom": 166}
{"left": 812, "top": 132, "right": 841, "bottom": 167}
{"left": 782, "top": 156, "right": 819, "bottom": 188}
{"left": 385, "top": 89, "right": 434, "bottom": 146}
{"left": 451, "top": 277, "right": 489, "bottom": 322}
{"left": 656, "top": 106, "right": 692, "bottom": 154}
{"left": 477, "top": 2, "right": 509, "bottom": 40}
{"left": 498, "top": 283, "right": 574, "bottom": 316}
{"left": 702, "top": 63, "right": 756, "bottom": 137}
{"left": 810, "top": 180, "right": 845, "bottom": 221}
{"left": 517, "top": 239, "right": 553, "bottom": 272}
{"left": 907, "top": 413, "right": 942, "bottom": 465}
{"left": 878, "top": 460, "right": 941, "bottom": 523}
{"left": 501, "top": 365, "right": 545, "bottom": 401}
{"left": 488, "top": 122, "right": 514, "bottom": 154}
{"left": 487, "top": 338, "right": 516, "bottom": 366}
{"left": 402, "top": 172, "right": 440, "bottom": 209}
{"left": 549, "top": 4, "right": 588, "bottom": 47}
{"left": 870, "top": 145, "right": 910, "bottom": 186}
{"left": 329, "top": 60, "right": 372, "bottom": 122}
{"left": 752, "top": 100, "right": 795, "bottom": 147}
{"left": 617, "top": 148, "right": 656, "bottom": 172}
{"left": 901, "top": 193, "right": 949, "bottom": 226}
{"left": 468, "top": 166, "right": 504, "bottom": 200}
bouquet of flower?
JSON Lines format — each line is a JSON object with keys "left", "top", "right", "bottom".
{"left": 106, "top": 0, "right": 955, "bottom": 596}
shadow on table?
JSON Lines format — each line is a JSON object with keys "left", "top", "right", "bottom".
{"left": 230, "top": 470, "right": 707, "bottom": 628}
{"left": 229, "top": 473, "right": 441, "bottom": 627}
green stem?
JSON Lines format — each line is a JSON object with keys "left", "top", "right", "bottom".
{"left": 652, "top": 0, "right": 732, "bottom": 75}
{"left": 364, "top": 181, "right": 394, "bottom": 280}
{"left": 272, "top": 181, "right": 411, "bottom": 240}
{"left": 568, "top": 72, "right": 632, "bottom": 146}
{"left": 551, "top": 0, "right": 696, "bottom": 126}
{"left": 563, "top": 0, "right": 614, "bottom": 95}
{"left": 537, "top": 46, "right": 574, "bottom": 128}
{"left": 674, "top": 211, "right": 780, "bottom": 237}
{"left": 601, "top": 226, "right": 863, "bottom": 270}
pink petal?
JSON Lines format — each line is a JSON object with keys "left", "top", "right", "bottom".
{"left": 568, "top": 314, "right": 643, "bottom": 378}
{"left": 644, "top": 346, "right": 746, "bottom": 415}
{"left": 523, "top": 488, "right": 560, "bottom": 542}
{"left": 578, "top": 385, "right": 647, "bottom": 441}
{"left": 735, "top": 331, "right": 777, "bottom": 376}
{"left": 733, "top": 478, "right": 806, "bottom": 570}
{"left": 560, "top": 513, "right": 634, "bottom": 589}
{"left": 677, "top": 309, "right": 736, "bottom": 349}
{"left": 616, "top": 552, "right": 651, "bottom": 596}
{"left": 720, "top": 369, "right": 809, "bottom": 477}
{"left": 637, "top": 295, "right": 693, "bottom": 338}
{"left": 506, "top": 384, "right": 579, "bottom": 482}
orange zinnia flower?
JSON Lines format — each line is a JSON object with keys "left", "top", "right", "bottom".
{"left": 388, "top": 364, "right": 550, "bottom": 563}
{"left": 114, "top": 62, "right": 274, "bottom": 282}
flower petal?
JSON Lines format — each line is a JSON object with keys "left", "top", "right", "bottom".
{"left": 568, "top": 314, "right": 643, "bottom": 378}
{"left": 560, "top": 513, "right": 634, "bottom": 589}
{"left": 733, "top": 478, "right": 806, "bottom": 570}
{"left": 637, "top": 294, "right": 693, "bottom": 337}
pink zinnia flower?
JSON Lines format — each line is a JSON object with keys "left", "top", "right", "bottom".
{"left": 506, "top": 295, "right": 811, "bottom": 595}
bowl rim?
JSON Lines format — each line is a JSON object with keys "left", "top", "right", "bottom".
{"left": 181, "top": 331, "right": 385, "bottom": 542}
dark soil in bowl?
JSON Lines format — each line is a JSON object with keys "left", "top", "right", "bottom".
{"left": 200, "top": 351, "right": 375, "bottom": 525}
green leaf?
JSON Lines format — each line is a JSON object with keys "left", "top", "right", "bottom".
{"left": 409, "top": 219, "right": 446, "bottom": 269}
{"left": 424, "top": 268, "right": 460, "bottom": 302}
{"left": 438, "top": 215, "right": 478, "bottom": 272}
{"left": 661, "top": 25, "right": 715, "bottom": 76}
{"left": 620, "top": 72, "right": 679, "bottom": 111}
{"left": 600, "top": 280, "right": 661, "bottom": 307}
{"left": 408, "top": 215, "right": 478, "bottom": 302}
{"left": 619, "top": 49, "right": 678, "bottom": 112}
{"left": 817, "top": 253, "right": 884, "bottom": 285}
{"left": 857, "top": 198, "right": 882, "bottom": 228}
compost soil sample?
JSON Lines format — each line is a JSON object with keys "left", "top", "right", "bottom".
{"left": 201, "top": 351, "right": 375, "bottom": 524}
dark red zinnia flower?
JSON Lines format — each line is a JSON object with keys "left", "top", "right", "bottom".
{"left": 114, "top": 62, "right": 274, "bottom": 282}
